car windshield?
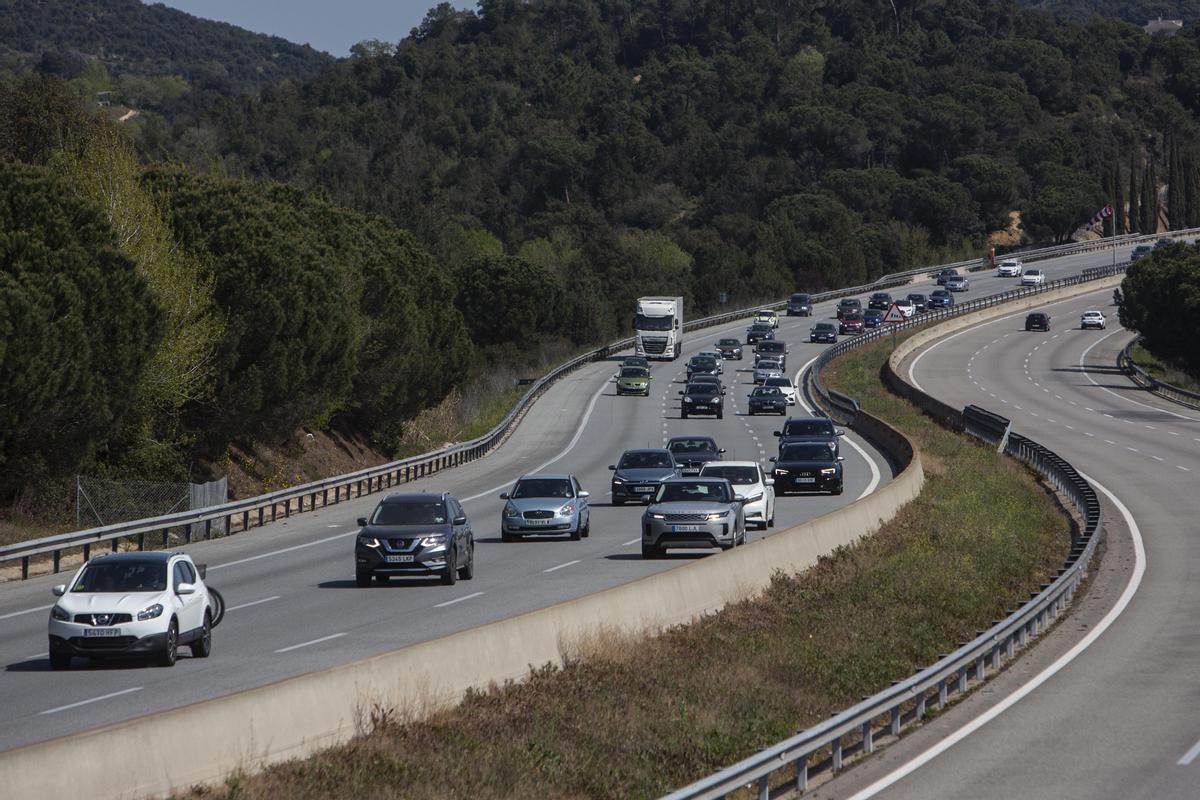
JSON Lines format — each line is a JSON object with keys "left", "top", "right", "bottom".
{"left": 784, "top": 419, "right": 834, "bottom": 436}
{"left": 688, "top": 384, "right": 718, "bottom": 396}
{"left": 619, "top": 451, "right": 673, "bottom": 469}
{"left": 512, "top": 479, "right": 573, "bottom": 499}
{"left": 791, "top": 294, "right": 810, "bottom": 302}
{"left": 844, "top": 314, "right": 862, "bottom": 321}
{"left": 656, "top": 481, "right": 731, "bottom": 503}
{"left": 757, "top": 361, "right": 781, "bottom": 370}
{"left": 865, "top": 310, "right": 881, "bottom": 318}
{"left": 1024, "top": 270, "right": 1039, "bottom": 275}
{"left": 759, "top": 342, "right": 784, "bottom": 351}
{"left": 700, "top": 466, "right": 759, "bottom": 485}
{"left": 73, "top": 561, "right": 168, "bottom": 593}
{"left": 718, "top": 339, "right": 739, "bottom": 346}
{"left": 872, "top": 294, "right": 889, "bottom": 300}
{"left": 669, "top": 439, "right": 717, "bottom": 453}
{"left": 749, "top": 324, "right": 770, "bottom": 331}
{"left": 909, "top": 294, "right": 925, "bottom": 301}
{"left": 752, "top": 386, "right": 783, "bottom": 396}
{"left": 781, "top": 443, "right": 836, "bottom": 461}
{"left": 839, "top": 300, "right": 858, "bottom": 307}
{"left": 691, "top": 357, "right": 716, "bottom": 368}
{"left": 815, "top": 323, "right": 835, "bottom": 331}
{"left": 372, "top": 501, "right": 446, "bottom": 525}
{"left": 765, "top": 378, "right": 792, "bottom": 388}
{"left": 620, "top": 367, "right": 648, "bottom": 378}
{"left": 931, "top": 290, "right": 949, "bottom": 298}
{"left": 635, "top": 313, "right": 674, "bottom": 331}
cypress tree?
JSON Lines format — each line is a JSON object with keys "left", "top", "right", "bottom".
{"left": 1129, "top": 152, "right": 1140, "bottom": 234}
{"left": 1113, "top": 160, "right": 1125, "bottom": 236}
{"left": 1167, "top": 135, "right": 1183, "bottom": 229}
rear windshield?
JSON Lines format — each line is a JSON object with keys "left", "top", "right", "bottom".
{"left": 73, "top": 561, "right": 168, "bottom": 593}
{"left": 372, "top": 501, "right": 447, "bottom": 525}
{"left": 619, "top": 451, "right": 673, "bottom": 469}
{"left": 512, "top": 479, "right": 574, "bottom": 499}
{"left": 783, "top": 419, "right": 834, "bottom": 436}
{"left": 781, "top": 443, "right": 836, "bottom": 461}
{"left": 700, "top": 465, "right": 759, "bottom": 485}
{"left": 655, "top": 482, "right": 731, "bottom": 503}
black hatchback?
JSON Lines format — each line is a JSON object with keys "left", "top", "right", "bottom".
{"left": 355, "top": 493, "right": 475, "bottom": 586}
{"left": 1025, "top": 312, "right": 1051, "bottom": 331}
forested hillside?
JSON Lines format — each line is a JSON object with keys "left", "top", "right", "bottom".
{"left": 1019, "top": 1, "right": 1200, "bottom": 23}
{"left": 143, "top": 0, "right": 1200, "bottom": 342}
{"left": 0, "top": 0, "right": 332, "bottom": 92}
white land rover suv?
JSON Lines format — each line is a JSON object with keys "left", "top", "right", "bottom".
{"left": 48, "top": 551, "right": 217, "bottom": 669}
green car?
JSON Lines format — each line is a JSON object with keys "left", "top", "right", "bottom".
{"left": 616, "top": 366, "right": 652, "bottom": 396}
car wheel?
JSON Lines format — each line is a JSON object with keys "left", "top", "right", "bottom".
{"left": 768, "top": 507, "right": 775, "bottom": 528}
{"left": 49, "top": 652, "right": 71, "bottom": 670}
{"left": 459, "top": 543, "right": 475, "bottom": 580}
{"left": 681, "top": 410, "right": 688, "bottom": 419}
{"left": 570, "top": 524, "right": 581, "bottom": 541}
{"left": 192, "top": 611, "right": 213, "bottom": 658}
{"left": 641, "top": 543, "right": 661, "bottom": 559}
{"left": 582, "top": 518, "right": 591, "bottom": 538}
{"left": 501, "top": 530, "right": 515, "bottom": 543}
{"left": 375, "top": 573, "right": 390, "bottom": 584}
{"left": 832, "top": 486, "right": 844, "bottom": 496}
{"left": 717, "top": 409, "right": 724, "bottom": 419}
{"left": 355, "top": 569, "right": 372, "bottom": 587}
{"left": 441, "top": 547, "right": 458, "bottom": 585}
{"left": 157, "top": 620, "right": 178, "bottom": 668}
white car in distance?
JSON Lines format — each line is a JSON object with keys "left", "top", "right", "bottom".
{"left": 1021, "top": 269, "right": 1046, "bottom": 286}
{"left": 1080, "top": 310, "right": 1107, "bottom": 329}
{"left": 997, "top": 258, "right": 1023, "bottom": 277}
{"left": 48, "top": 551, "right": 216, "bottom": 669}
{"left": 754, "top": 309, "right": 780, "bottom": 329}
{"left": 893, "top": 298, "right": 916, "bottom": 318}
{"left": 699, "top": 461, "right": 776, "bottom": 530}
{"left": 764, "top": 375, "right": 797, "bottom": 405}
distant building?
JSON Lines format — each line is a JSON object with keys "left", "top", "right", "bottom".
{"left": 1144, "top": 17, "right": 1183, "bottom": 37}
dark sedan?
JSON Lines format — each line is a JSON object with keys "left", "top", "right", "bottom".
{"left": 716, "top": 337, "right": 744, "bottom": 360}
{"left": 680, "top": 382, "right": 724, "bottom": 419}
{"left": 667, "top": 436, "right": 725, "bottom": 474}
{"left": 810, "top": 322, "right": 838, "bottom": 343}
{"left": 836, "top": 298, "right": 862, "bottom": 319}
{"left": 610, "top": 449, "right": 681, "bottom": 504}
{"left": 775, "top": 415, "right": 844, "bottom": 454}
{"left": 907, "top": 293, "right": 927, "bottom": 312}
{"left": 748, "top": 385, "right": 788, "bottom": 415}
{"left": 867, "top": 292, "right": 892, "bottom": 310}
{"left": 786, "top": 293, "right": 813, "bottom": 316}
{"left": 927, "top": 289, "right": 954, "bottom": 309}
{"left": 935, "top": 268, "right": 959, "bottom": 285}
{"left": 746, "top": 323, "right": 775, "bottom": 344}
{"left": 687, "top": 355, "right": 719, "bottom": 379}
{"left": 771, "top": 442, "right": 844, "bottom": 495}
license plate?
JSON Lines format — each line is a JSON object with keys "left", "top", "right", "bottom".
{"left": 385, "top": 555, "right": 415, "bottom": 563}
{"left": 634, "top": 486, "right": 655, "bottom": 493}
{"left": 796, "top": 477, "right": 816, "bottom": 483}
{"left": 524, "top": 518, "right": 554, "bottom": 525}
{"left": 672, "top": 524, "right": 703, "bottom": 532}
{"left": 83, "top": 628, "right": 122, "bottom": 637}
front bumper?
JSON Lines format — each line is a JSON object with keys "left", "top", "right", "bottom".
{"left": 48, "top": 618, "right": 170, "bottom": 657}
{"left": 612, "top": 481, "right": 661, "bottom": 502}
{"left": 643, "top": 517, "right": 736, "bottom": 550}
{"left": 682, "top": 400, "right": 721, "bottom": 416}
{"left": 357, "top": 541, "right": 451, "bottom": 576}
{"left": 773, "top": 471, "right": 842, "bottom": 493}
{"left": 749, "top": 400, "right": 787, "bottom": 414}
{"left": 617, "top": 382, "right": 650, "bottom": 394}
{"left": 502, "top": 512, "right": 579, "bottom": 534}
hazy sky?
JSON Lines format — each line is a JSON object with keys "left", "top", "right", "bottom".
{"left": 155, "top": 1, "right": 469, "bottom": 56}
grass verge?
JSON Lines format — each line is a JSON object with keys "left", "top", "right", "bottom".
{"left": 179, "top": 337, "right": 1068, "bottom": 800}
{"left": 1131, "top": 343, "right": 1200, "bottom": 394}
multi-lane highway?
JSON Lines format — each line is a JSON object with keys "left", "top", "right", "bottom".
{"left": 816, "top": 283, "right": 1200, "bottom": 799}
{"left": 0, "top": 239, "right": 1170, "bottom": 756}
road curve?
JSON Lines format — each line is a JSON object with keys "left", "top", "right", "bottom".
{"left": 820, "top": 284, "right": 1199, "bottom": 800}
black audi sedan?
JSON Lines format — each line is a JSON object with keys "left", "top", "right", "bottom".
{"left": 770, "top": 442, "right": 844, "bottom": 495}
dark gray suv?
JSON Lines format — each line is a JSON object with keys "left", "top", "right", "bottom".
{"left": 355, "top": 493, "right": 475, "bottom": 586}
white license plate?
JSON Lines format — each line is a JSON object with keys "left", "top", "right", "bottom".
{"left": 385, "top": 555, "right": 415, "bottom": 563}
{"left": 524, "top": 518, "right": 554, "bottom": 525}
{"left": 634, "top": 486, "right": 655, "bottom": 493}
{"left": 672, "top": 524, "right": 703, "bottom": 532}
{"left": 796, "top": 477, "right": 816, "bottom": 483}
{"left": 83, "top": 628, "right": 122, "bottom": 637}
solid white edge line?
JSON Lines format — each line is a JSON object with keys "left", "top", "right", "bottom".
{"left": 274, "top": 632, "right": 347, "bottom": 654}
{"left": 845, "top": 473, "right": 1145, "bottom": 799}
{"left": 0, "top": 605, "right": 50, "bottom": 621}
{"left": 1079, "top": 331, "right": 1200, "bottom": 423}
{"left": 623, "top": 538, "right": 641, "bottom": 546}
{"left": 1178, "top": 739, "right": 1200, "bottom": 766}
{"left": 40, "top": 687, "right": 144, "bottom": 716}
{"left": 793, "top": 355, "right": 882, "bottom": 501}
{"left": 434, "top": 591, "right": 484, "bottom": 608}
{"left": 225, "top": 595, "right": 281, "bottom": 612}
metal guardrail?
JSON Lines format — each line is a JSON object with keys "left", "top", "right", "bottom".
{"left": 1117, "top": 338, "right": 1200, "bottom": 410}
{"left": 5, "top": 228, "right": 1189, "bottom": 580}
{"left": 665, "top": 262, "right": 1122, "bottom": 800}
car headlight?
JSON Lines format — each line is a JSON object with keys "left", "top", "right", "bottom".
{"left": 503, "top": 502, "right": 519, "bottom": 517}
{"left": 137, "top": 603, "right": 164, "bottom": 621}
{"left": 706, "top": 511, "right": 730, "bottom": 520}
{"left": 649, "top": 512, "right": 666, "bottom": 520}
{"left": 50, "top": 605, "right": 70, "bottom": 622}
{"left": 684, "top": 396, "right": 693, "bottom": 403}
{"left": 774, "top": 468, "right": 789, "bottom": 475}
{"left": 744, "top": 493, "right": 764, "bottom": 503}
{"left": 612, "top": 476, "right": 625, "bottom": 485}
{"left": 820, "top": 468, "right": 838, "bottom": 475}
{"left": 559, "top": 502, "right": 575, "bottom": 516}
{"left": 419, "top": 535, "right": 447, "bottom": 547}
{"left": 358, "top": 535, "right": 380, "bottom": 547}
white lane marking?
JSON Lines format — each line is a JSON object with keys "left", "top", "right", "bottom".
{"left": 434, "top": 591, "right": 484, "bottom": 608}
{"left": 1104, "top": 440, "right": 1116, "bottom": 445}
{"left": 792, "top": 355, "right": 881, "bottom": 501}
{"left": 0, "top": 605, "right": 50, "bottom": 622}
{"left": 1084, "top": 432, "right": 1095, "bottom": 437}
{"left": 846, "top": 474, "right": 1144, "bottom": 800}
{"left": 544, "top": 560, "right": 580, "bottom": 573}
{"left": 1180, "top": 466, "right": 1192, "bottom": 472}
{"left": 225, "top": 595, "right": 281, "bottom": 612}
{"left": 274, "top": 632, "right": 347, "bottom": 653}
{"left": 622, "top": 538, "right": 640, "bottom": 546}
{"left": 1178, "top": 739, "right": 1200, "bottom": 766}
{"left": 1152, "top": 456, "right": 1164, "bottom": 462}
{"left": 326, "top": 524, "right": 341, "bottom": 528}
{"left": 1079, "top": 331, "right": 1200, "bottom": 422}
{"left": 41, "top": 687, "right": 143, "bottom": 716}
{"left": 26, "top": 652, "right": 49, "bottom": 660}
{"left": 211, "top": 531, "right": 357, "bottom": 571}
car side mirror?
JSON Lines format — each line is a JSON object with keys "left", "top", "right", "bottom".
{"left": 721, "top": 389, "right": 727, "bottom": 395}
{"left": 578, "top": 490, "right": 590, "bottom": 499}
{"left": 765, "top": 478, "right": 775, "bottom": 486}
{"left": 453, "top": 516, "right": 468, "bottom": 526}
{"left": 499, "top": 492, "right": 509, "bottom": 500}
{"left": 773, "top": 431, "right": 781, "bottom": 437}
{"left": 838, "top": 456, "right": 845, "bottom": 462}
{"left": 176, "top": 582, "right": 196, "bottom": 596}
{"left": 769, "top": 457, "right": 777, "bottom": 463}
{"left": 52, "top": 585, "right": 66, "bottom": 597}
{"left": 642, "top": 495, "right": 654, "bottom": 504}
{"left": 836, "top": 430, "right": 845, "bottom": 436}
{"left": 718, "top": 448, "right": 726, "bottom": 453}
{"left": 357, "top": 517, "right": 368, "bottom": 527}
{"left": 196, "top": 564, "right": 207, "bottom": 580}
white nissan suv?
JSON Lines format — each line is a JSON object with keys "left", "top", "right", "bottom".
{"left": 48, "top": 552, "right": 217, "bottom": 669}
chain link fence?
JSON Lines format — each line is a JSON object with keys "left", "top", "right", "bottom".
{"left": 76, "top": 475, "right": 229, "bottom": 539}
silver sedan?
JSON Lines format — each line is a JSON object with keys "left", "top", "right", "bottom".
{"left": 641, "top": 477, "right": 745, "bottom": 558}
{"left": 500, "top": 474, "right": 590, "bottom": 542}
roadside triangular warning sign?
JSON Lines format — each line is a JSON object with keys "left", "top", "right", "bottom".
{"left": 882, "top": 303, "right": 906, "bottom": 323}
